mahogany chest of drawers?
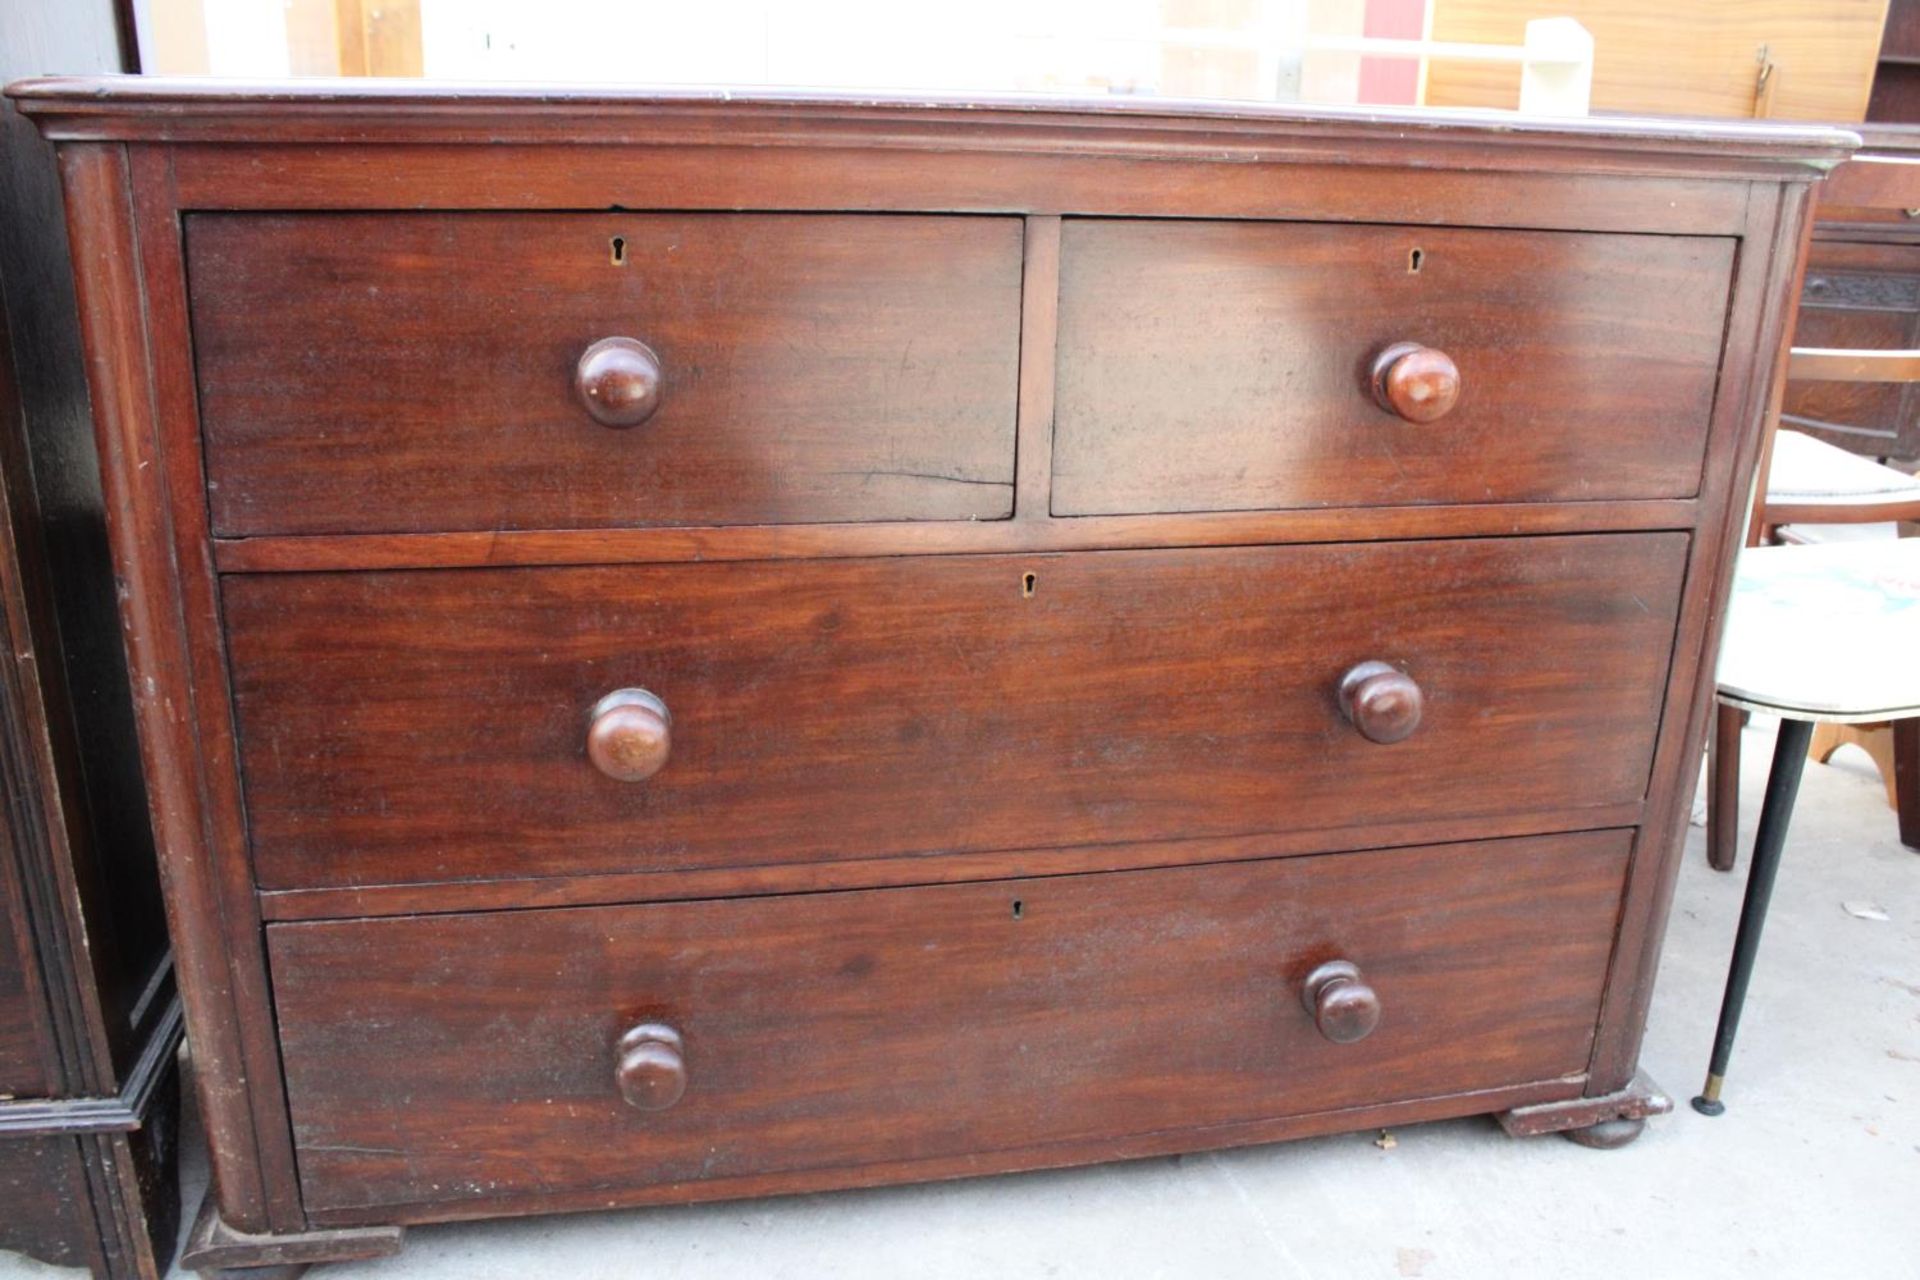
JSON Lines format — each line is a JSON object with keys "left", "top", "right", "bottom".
{"left": 10, "top": 79, "right": 1851, "bottom": 1274}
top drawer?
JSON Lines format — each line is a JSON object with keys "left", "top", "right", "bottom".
{"left": 1052, "top": 220, "right": 1734, "bottom": 515}
{"left": 186, "top": 213, "right": 1023, "bottom": 536}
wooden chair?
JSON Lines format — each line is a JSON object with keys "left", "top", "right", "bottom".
{"left": 1706, "top": 142, "right": 1920, "bottom": 871}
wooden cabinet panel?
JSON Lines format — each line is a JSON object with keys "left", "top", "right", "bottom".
{"left": 188, "top": 213, "right": 1023, "bottom": 535}
{"left": 0, "top": 20, "right": 181, "bottom": 1268}
{"left": 225, "top": 533, "right": 1685, "bottom": 890}
{"left": 271, "top": 829, "right": 1629, "bottom": 1215}
{"left": 0, "top": 1137, "right": 91, "bottom": 1266}
{"left": 1425, "top": 0, "right": 1885, "bottom": 122}
{"left": 0, "top": 901, "right": 49, "bottom": 1097}
{"left": 1052, "top": 220, "right": 1733, "bottom": 516}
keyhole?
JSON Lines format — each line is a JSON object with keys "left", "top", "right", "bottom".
{"left": 1022, "top": 572, "right": 1037, "bottom": 598}
{"left": 1011, "top": 900, "right": 1024, "bottom": 920}
{"left": 1408, "top": 247, "right": 1424, "bottom": 273}
{"left": 611, "top": 236, "right": 627, "bottom": 266}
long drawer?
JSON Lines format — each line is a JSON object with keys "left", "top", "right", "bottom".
{"left": 269, "top": 830, "right": 1631, "bottom": 1215}
{"left": 224, "top": 534, "right": 1686, "bottom": 890}
{"left": 1052, "top": 219, "right": 1734, "bottom": 515}
{"left": 186, "top": 212, "right": 1024, "bottom": 535}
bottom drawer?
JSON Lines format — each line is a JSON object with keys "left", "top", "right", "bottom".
{"left": 271, "top": 830, "right": 1630, "bottom": 1217}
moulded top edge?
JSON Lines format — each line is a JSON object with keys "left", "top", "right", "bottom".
{"left": 5, "top": 75, "right": 1860, "bottom": 174}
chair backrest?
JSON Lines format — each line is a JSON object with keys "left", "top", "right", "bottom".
{"left": 1751, "top": 135, "right": 1920, "bottom": 543}
{"left": 1786, "top": 348, "right": 1920, "bottom": 382}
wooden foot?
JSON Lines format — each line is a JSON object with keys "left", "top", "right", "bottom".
{"left": 1561, "top": 1116, "right": 1647, "bottom": 1150}
{"left": 181, "top": 1196, "right": 402, "bottom": 1279}
{"left": 1493, "top": 1069, "right": 1673, "bottom": 1143}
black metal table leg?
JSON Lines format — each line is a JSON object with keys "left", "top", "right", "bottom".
{"left": 1693, "top": 715, "right": 1816, "bottom": 1116}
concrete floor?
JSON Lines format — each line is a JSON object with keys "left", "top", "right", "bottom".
{"left": 5, "top": 716, "right": 1917, "bottom": 1279}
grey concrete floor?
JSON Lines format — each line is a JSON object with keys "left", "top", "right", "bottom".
{"left": 6, "top": 716, "right": 1917, "bottom": 1279}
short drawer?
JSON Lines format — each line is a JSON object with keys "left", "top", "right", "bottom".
{"left": 270, "top": 830, "right": 1630, "bottom": 1215}
{"left": 187, "top": 213, "right": 1023, "bottom": 535}
{"left": 224, "top": 533, "right": 1685, "bottom": 891}
{"left": 1052, "top": 219, "right": 1734, "bottom": 515}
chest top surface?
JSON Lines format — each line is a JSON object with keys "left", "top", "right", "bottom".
{"left": 8, "top": 75, "right": 1857, "bottom": 170}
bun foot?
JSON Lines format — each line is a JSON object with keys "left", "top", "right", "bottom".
{"left": 1561, "top": 1116, "right": 1647, "bottom": 1149}
{"left": 1494, "top": 1069, "right": 1672, "bottom": 1142}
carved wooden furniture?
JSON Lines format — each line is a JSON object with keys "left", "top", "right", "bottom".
{"left": 1693, "top": 539, "right": 1920, "bottom": 1114}
{"left": 0, "top": 13, "right": 180, "bottom": 1274}
{"left": 7, "top": 79, "right": 1851, "bottom": 1276}
{"left": 1780, "top": 126, "right": 1920, "bottom": 464}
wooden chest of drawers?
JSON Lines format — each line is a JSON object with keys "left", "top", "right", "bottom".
{"left": 10, "top": 78, "right": 1851, "bottom": 1273}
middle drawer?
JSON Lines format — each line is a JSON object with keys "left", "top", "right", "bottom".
{"left": 225, "top": 534, "right": 1686, "bottom": 891}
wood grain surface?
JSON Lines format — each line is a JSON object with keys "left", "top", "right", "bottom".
{"left": 0, "top": 1136, "right": 90, "bottom": 1266}
{"left": 224, "top": 534, "right": 1685, "bottom": 891}
{"left": 269, "top": 830, "right": 1630, "bottom": 1215}
{"left": 7, "top": 78, "right": 1858, "bottom": 176}
{"left": 1423, "top": 0, "right": 1885, "bottom": 122}
{"left": 188, "top": 212, "right": 1022, "bottom": 535}
{"left": 209, "top": 498, "right": 1701, "bottom": 574}
{"left": 1053, "top": 220, "right": 1734, "bottom": 515}
{"left": 0, "top": 895, "right": 46, "bottom": 1096}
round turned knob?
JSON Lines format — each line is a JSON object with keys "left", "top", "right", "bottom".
{"left": 574, "top": 336, "right": 663, "bottom": 428}
{"left": 586, "top": 688, "right": 672, "bottom": 782}
{"left": 615, "top": 1023, "right": 687, "bottom": 1110}
{"left": 1301, "top": 960, "right": 1381, "bottom": 1045}
{"left": 1338, "top": 661, "right": 1423, "bottom": 745}
{"left": 1370, "top": 343, "right": 1460, "bottom": 423}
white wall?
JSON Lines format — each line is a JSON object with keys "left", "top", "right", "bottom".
{"left": 200, "top": 0, "right": 289, "bottom": 75}
{"left": 123, "top": 0, "right": 1318, "bottom": 99}
{"left": 419, "top": 0, "right": 1252, "bottom": 94}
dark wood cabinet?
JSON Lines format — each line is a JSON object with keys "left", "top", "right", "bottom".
{"left": 0, "top": 13, "right": 180, "bottom": 1276}
{"left": 6, "top": 79, "right": 1851, "bottom": 1275}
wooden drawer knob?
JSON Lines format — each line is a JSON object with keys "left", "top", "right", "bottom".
{"left": 586, "top": 688, "right": 672, "bottom": 782}
{"left": 575, "top": 336, "right": 663, "bottom": 428}
{"left": 1301, "top": 959, "right": 1381, "bottom": 1044}
{"left": 615, "top": 1022, "right": 687, "bottom": 1110}
{"left": 1338, "top": 661, "right": 1423, "bottom": 744}
{"left": 1371, "top": 343, "right": 1460, "bottom": 423}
